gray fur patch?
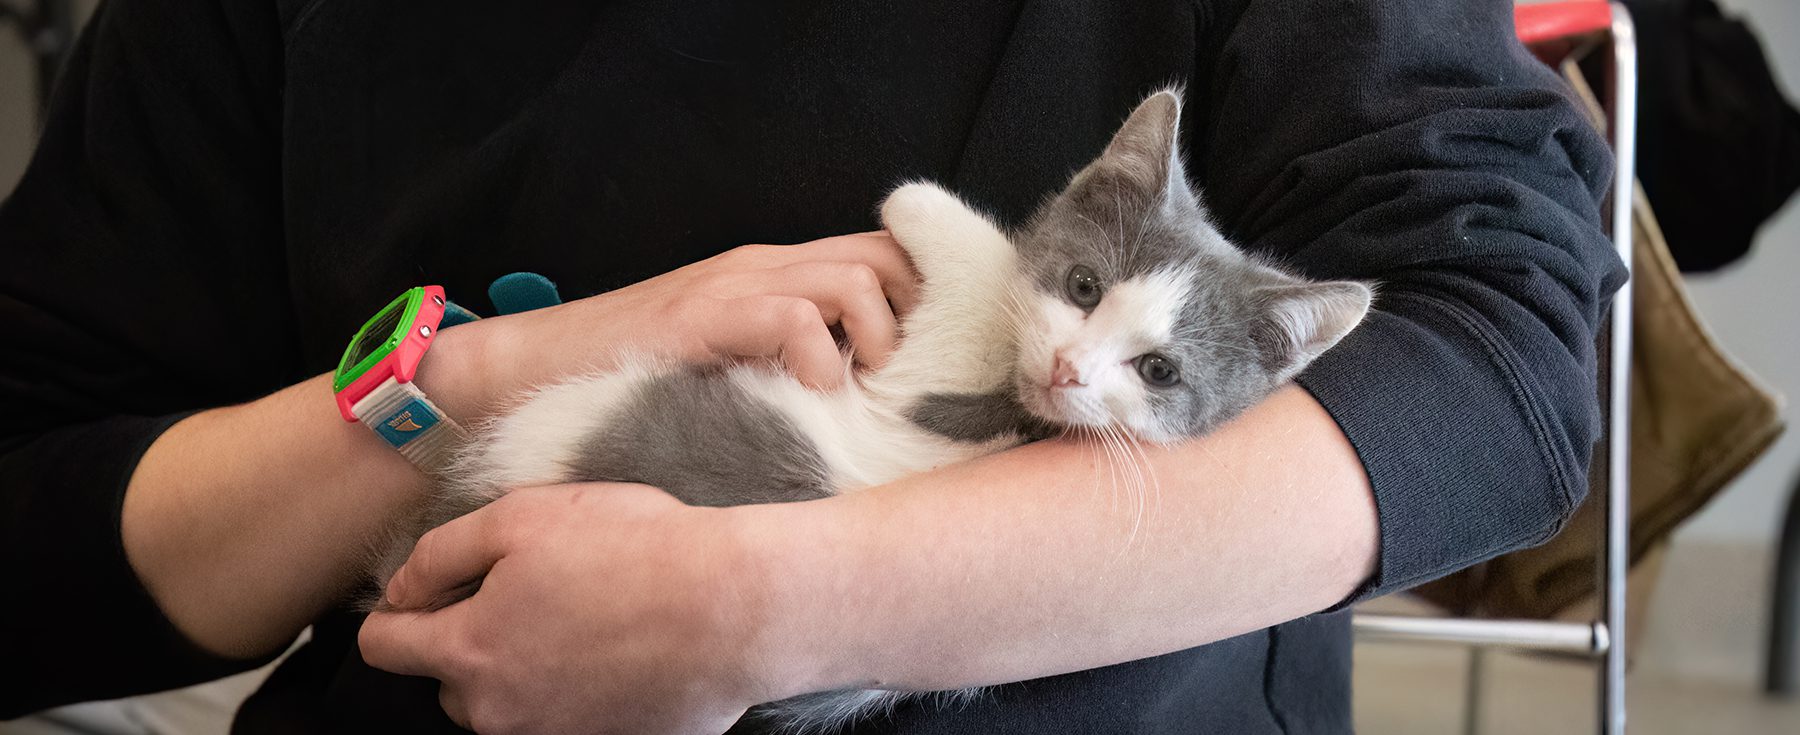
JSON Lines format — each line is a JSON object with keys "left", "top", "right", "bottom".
{"left": 909, "top": 390, "right": 1056, "bottom": 443}
{"left": 567, "top": 366, "right": 832, "bottom": 506}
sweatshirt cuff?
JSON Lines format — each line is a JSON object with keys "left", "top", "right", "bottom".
{"left": 1294, "top": 296, "right": 1587, "bottom": 609}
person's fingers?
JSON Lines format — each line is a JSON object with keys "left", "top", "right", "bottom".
{"left": 384, "top": 505, "right": 512, "bottom": 611}
{"left": 760, "top": 232, "right": 921, "bottom": 315}
{"left": 704, "top": 295, "right": 845, "bottom": 389}
{"left": 358, "top": 607, "right": 461, "bottom": 678}
{"left": 813, "top": 232, "right": 921, "bottom": 315}
{"left": 758, "top": 261, "right": 898, "bottom": 368}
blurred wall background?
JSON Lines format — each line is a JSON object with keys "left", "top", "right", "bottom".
{"left": 0, "top": 1, "right": 86, "bottom": 192}
{"left": 1646, "top": 0, "right": 1800, "bottom": 688}
{"left": 1679, "top": 2, "right": 1799, "bottom": 543}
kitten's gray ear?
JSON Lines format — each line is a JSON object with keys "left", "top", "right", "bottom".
{"left": 1071, "top": 89, "right": 1191, "bottom": 205}
{"left": 1253, "top": 280, "right": 1373, "bottom": 380}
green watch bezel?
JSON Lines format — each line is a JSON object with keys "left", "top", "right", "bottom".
{"left": 332, "top": 287, "right": 424, "bottom": 393}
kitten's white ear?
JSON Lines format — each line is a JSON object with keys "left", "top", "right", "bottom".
{"left": 1255, "top": 280, "right": 1373, "bottom": 380}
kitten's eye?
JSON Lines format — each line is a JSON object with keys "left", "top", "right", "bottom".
{"left": 1134, "top": 354, "right": 1181, "bottom": 387}
{"left": 1065, "top": 265, "right": 1103, "bottom": 309}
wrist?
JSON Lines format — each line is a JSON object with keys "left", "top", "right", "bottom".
{"left": 724, "top": 497, "right": 884, "bottom": 701}
{"left": 412, "top": 316, "right": 502, "bottom": 422}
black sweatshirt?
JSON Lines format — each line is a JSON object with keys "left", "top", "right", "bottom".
{"left": 0, "top": 0, "right": 1624, "bottom": 732}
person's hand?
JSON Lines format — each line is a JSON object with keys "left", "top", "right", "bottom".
{"left": 358, "top": 483, "right": 819, "bottom": 735}
{"left": 423, "top": 232, "right": 918, "bottom": 419}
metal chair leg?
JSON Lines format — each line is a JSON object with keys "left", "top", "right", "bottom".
{"left": 1463, "top": 647, "right": 1486, "bottom": 735}
{"left": 1765, "top": 470, "right": 1800, "bottom": 696}
{"left": 1598, "top": 6, "right": 1637, "bottom": 734}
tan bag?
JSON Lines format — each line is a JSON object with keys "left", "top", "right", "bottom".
{"left": 1411, "top": 64, "right": 1786, "bottom": 622}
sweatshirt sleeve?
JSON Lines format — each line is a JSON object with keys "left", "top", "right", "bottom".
{"left": 1196, "top": 0, "right": 1627, "bottom": 601}
{"left": 0, "top": 0, "right": 296, "bottom": 716}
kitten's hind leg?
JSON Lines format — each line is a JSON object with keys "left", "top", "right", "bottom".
{"left": 875, "top": 183, "right": 1021, "bottom": 397}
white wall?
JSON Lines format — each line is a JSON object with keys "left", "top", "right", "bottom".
{"left": 1674, "top": 0, "right": 1800, "bottom": 545}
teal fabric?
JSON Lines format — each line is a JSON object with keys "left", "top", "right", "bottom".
{"left": 443, "top": 271, "right": 562, "bottom": 327}
{"left": 487, "top": 272, "right": 562, "bottom": 316}
{"left": 439, "top": 301, "right": 481, "bottom": 329}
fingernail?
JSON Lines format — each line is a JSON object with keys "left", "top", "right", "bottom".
{"left": 385, "top": 575, "right": 407, "bottom": 608}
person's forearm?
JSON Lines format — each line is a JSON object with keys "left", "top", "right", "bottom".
{"left": 120, "top": 232, "right": 916, "bottom": 661}
{"left": 750, "top": 384, "right": 1378, "bottom": 694}
{"left": 121, "top": 325, "right": 494, "bottom": 659}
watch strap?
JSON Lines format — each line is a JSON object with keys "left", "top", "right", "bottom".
{"left": 351, "top": 377, "right": 465, "bottom": 474}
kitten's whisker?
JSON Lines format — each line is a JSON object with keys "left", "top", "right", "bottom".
{"left": 1171, "top": 337, "right": 1260, "bottom": 358}
{"left": 1076, "top": 213, "right": 1111, "bottom": 250}
{"left": 1093, "top": 425, "right": 1120, "bottom": 518}
{"left": 1127, "top": 185, "right": 1156, "bottom": 256}
{"left": 1094, "top": 426, "right": 1123, "bottom": 515}
{"left": 1122, "top": 425, "right": 1163, "bottom": 525}
{"left": 1112, "top": 189, "right": 1126, "bottom": 255}
{"left": 1102, "top": 421, "right": 1146, "bottom": 550}
{"left": 1123, "top": 426, "right": 1152, "bottom": 547}
{"left": 1083, "top": 426, "right": 1121, "bottom": 515}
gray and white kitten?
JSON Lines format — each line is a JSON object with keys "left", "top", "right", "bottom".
{"left": 372, "top": 90, "right": 1371, "bottom": 733}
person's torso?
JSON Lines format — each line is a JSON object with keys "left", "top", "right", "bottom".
{"left": 247, "top": 1, "right": 1353, "bottom": 732}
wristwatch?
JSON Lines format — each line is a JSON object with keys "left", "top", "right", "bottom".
{"left": 333, "top": 285, "right": 465, "bottom": 473}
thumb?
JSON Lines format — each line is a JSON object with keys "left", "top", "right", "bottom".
{"left": 358, "top": 607, "right": 462, "bottom": 678}
{"left": 386, "top": 501, "right": 512, "bottom": 610}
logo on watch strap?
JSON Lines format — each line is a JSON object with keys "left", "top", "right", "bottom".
{"left": 373, "top": 398, "right": 441, "bottom": 448}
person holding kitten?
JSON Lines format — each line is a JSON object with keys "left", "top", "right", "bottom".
{"left": 0, "top": 1, "right": 1624, "bottom": 734}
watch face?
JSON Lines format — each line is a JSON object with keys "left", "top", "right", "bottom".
{"left": 333, "top": 289, "right": 421, "bottom": 392}
{"left": 348, "top": 302, "right": 407, "bottom": 367}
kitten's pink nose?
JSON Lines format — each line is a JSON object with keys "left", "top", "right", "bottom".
{"left": 1051, "top": 353, "right": 1085, "bottom": 388}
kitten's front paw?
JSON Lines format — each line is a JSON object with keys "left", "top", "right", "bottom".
{"left": 880, "top": 181, "right": 1001, "bottom": 273}
{"left": 880, "top": 182, "right": 962, "bottom": 252}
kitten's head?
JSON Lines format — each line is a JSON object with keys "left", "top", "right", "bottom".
{"left": 1010, "top": 90, "right": 1372, "bottom": 443}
